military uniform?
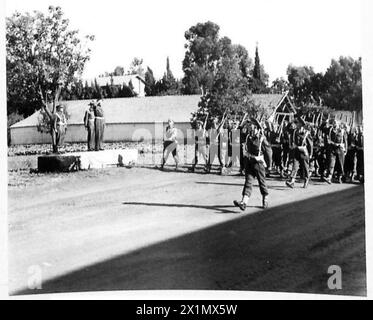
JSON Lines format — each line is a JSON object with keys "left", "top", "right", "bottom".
{"left": 207, "top": 127, "right": 224, "bottom": 172}
{"left": 162, "top": 123, "right": 179, "bottom": 169}
{"left": 324, "top": 125, "right": 347, "bottom": 183}
{"left": 52, "top": 108, "right": 67, "bottom": 153}
{"left": 242, "top": 131, "right": 269, "bottom": 198}
{"left": 239, "top": 124, "right": 249, "bottom": 174}
{"left": 344, "top": 130, "right": 357, "bottom": 181}
{"left": 312, "top": 127, "right": 326, "bottom": 178}
{"left": 355, "top": 129, "right": 364, "bottom": 182}
{"left": 270, "top": 129, "right": 283, "bottom": 175}
{"left": 84, "top": 107, "right": 95, "bottom": 151}
{"left": 94, "top": 103, "right": 105, "bottom": 151}
{"left": 192, "top": 124, "right": 208, "bottom": 172}
{"left": 286, "top": 121, "right": 313, "bottom": 189}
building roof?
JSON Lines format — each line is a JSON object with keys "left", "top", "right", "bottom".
{"left": 91, "top": 75, "right": 146, "bottom": 87}
{"left": 11, "top": 93, "right": 291, "bottom": 128}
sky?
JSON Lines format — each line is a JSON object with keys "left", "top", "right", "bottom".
{"left": 5, "top": 0, "right": 363, "bottom": 83}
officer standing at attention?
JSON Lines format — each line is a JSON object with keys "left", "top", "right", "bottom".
{"left": 233, "top": 118, "right": 269, "bottom": 211}
{"left": 94, "top": 99, "right": 105, "bottom": 151}
{"left": 286, "top": 118, "right": 313, "bottom": 189}
{"left": 84, "top": 102, "right": 96, "bottom": 151}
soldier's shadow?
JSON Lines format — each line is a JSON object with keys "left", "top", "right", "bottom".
{"left": 122, "top": 201, "right": 240, "bottom": 214}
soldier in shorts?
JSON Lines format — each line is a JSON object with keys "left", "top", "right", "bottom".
{"left": 161, "top": 119, "right": 180, "bottom": 170}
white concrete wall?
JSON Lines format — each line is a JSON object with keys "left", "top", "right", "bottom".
{"left": 10, "top": 122, "right": 192, "bottom": 145}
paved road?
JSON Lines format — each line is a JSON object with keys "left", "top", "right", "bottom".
{"left": 8, "top": 167, "right": 366, "bottom": 296}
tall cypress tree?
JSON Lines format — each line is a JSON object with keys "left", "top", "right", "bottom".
{"left": 253, "top": 43, "right": 261, "bottom": 81}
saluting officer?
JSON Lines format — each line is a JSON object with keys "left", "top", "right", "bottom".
{"left": 286, "top": 118, "right": 313, "bottom": 189}
{"left": 233, "top": 118, "right": 269, "bottom": 211}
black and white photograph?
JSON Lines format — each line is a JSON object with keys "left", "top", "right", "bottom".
{"left": 1, "top": 0, "right": 372, "bottom": 300}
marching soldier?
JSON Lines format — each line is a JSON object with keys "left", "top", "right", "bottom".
{"left": 286, "top": 118, "right": 313, "bottom": 189}
{"left": 344, "top": 125, "right": 357, "bottom": 182}
{"left": 311, "top": 123, "right": 326, "bottom": 179}
{"left": 263, "top": 121, "right": 273, "bottom": 177}
{"left": 323, "top": 119, "right": 348, "bottom": 184}
{"left": 355, "top": 125, "right": 364, "bottom": 183}
{"left": 224, "top": 119, "right": 241, "bottom": 174}
{"left": 233, "top": 118, "right": 269, "bottom": 211}
{"left": 284, "top": 120, "right": 297, "bottom": 177}
{"left": 52, "top": 104, "right": 67, "bottom": 153}
{"left": 191, "top": 119, "right": 208, "bottom": 172}
{"left": 161, "top": 119, "right": 180, "bottom": 170}
{"left": 84, "top": 102, "right": 95, "bottom": 151}
{"left": 239, "top": 121, "right": 249, "bottom": 176}
{"left": 207, "top": 116, "right": 225, "bottom": 173}
{"left": 94, "top": 99, "right": 105, "bottom": 151}
{"left": 270, "top": 122, "right": 284, "bottom": 177}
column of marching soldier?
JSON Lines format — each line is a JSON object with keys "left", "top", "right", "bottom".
{"left": 161, "top": 113, "right": 364, "bottom": 211}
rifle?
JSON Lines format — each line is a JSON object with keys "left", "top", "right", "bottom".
{"left": 203, "top": 112, "right": 209, "bottom": 132}
{"left": 236, "top": 113, "right": 248, "bottom": 130}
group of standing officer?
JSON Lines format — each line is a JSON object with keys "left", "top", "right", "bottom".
{"left": 83, "top": 99, "right": 105, "bottom": 151}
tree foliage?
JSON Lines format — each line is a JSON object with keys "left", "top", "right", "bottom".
{"left": 286, "top": 57, "right": 362, "bottom": 111}
{"left": 6, "top": 6, "right": 95, "bottom": 121}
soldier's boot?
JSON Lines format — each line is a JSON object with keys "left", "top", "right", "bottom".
{"left": 233, "top": 200, "right": 246, "bottom": 211}
{"left": 303, "top": 177, "right": 310, "bottom": 189}
{"left": 262, "top": 195, "right": 269, "bottom": 209}
{"left": 323, "top": 174, "right": 332, "bottom": 184}
{"left": 286, "top": 178, "right": 295, "bottom": 189}
{"left": 233, "top": 195, "right": 249, "bottom": 212}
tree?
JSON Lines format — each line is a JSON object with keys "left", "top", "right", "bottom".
{"left": 113, "top": 66, "right": 125, "bottom": 76}
{"left": 271, "top": 77, "right": 290, "bottom": 94}
{"left": 322, "top": 56, "right": 362, "bottom": 111}
{"left": 249, "top": 44, "right": 269, "bottom": 93}
{"left": 182, "top": 21, "right": 222, "bottom": 95}
{"left": 287, "top": 65, "right": 315, "bottom": 105}
{"left": 128, "top": 57, "right": 145, "bottom": 77}
{"left": 233, "top": 44, "right": 253, "bottom": 78}
{"left": 6, "top": 6, "right": 94, "bottom": 151}
{"left": 144, "top": 67, "right": 156, "bottom": 96}
{"left": 192, "top": 45, "right": 259, "bottom": 126}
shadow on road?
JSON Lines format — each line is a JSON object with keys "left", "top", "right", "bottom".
{"left": 122, "top": 201, "right": 239, "bottom": 214}
{"left": 14, "top": 186, "right": 366, "bottom": 297}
